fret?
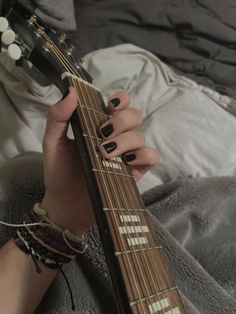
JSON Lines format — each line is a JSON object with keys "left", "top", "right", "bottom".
{"left": 130, "top": 287, "right": 186, "bottom": 314}
{"left": 82, "top": 136, "right": 132, "bottom": 178}
{"left": 106, "top": 214, "right": 157, "bottom": 253}
{"left": 92, "top": 168, "right": 133, "bottom": 178}
{"left": 115, "top": 246, "right": 162, "bottom": 256}
{"left": 116, "top": 248, "right": 174, "bottom": 301}
{"left": 82, "top": 133, "right": 102, "bottom": 142}
{"left": 66, "top": 73, "right": 187, "bottom": 314}
{"left": 103, "top": 208, "right": 147, "bottom": 212}
{"left": 80, "top": 104, "right": 108, "bottom": 118}
{"left": 83, "top": 78, "right": 109, "bottom": 115}
{"left": 130, "top": 286, "right": 177, "bottom": 306}
{"left": 80, "top": 104, "right": 108, "bottom": 130}
{"left": 62, "top": 71, "right": 101, "bottom": 92}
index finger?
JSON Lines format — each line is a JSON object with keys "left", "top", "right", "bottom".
{"left": 107, "top": 91, "right": 131, "bottom": 113}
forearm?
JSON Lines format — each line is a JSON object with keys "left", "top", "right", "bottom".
{"left": 0, "top": 239, "right": 57, "bottom": 314}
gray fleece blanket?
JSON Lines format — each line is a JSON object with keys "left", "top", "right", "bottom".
{"left": 71, "top": 0, "right": 236, "bottom": 99}
{"left": 0, "top": 154, "right": 235, "bottom": 314}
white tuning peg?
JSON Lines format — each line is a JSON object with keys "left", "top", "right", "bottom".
{"left": 7, "top": 44, "right": 22, "bottom": 60}
{"left": 0, "top": 17, "right": 9, "bottom": 32}
{"left": 1, "top": 29, "right": 16, "bottom": 45}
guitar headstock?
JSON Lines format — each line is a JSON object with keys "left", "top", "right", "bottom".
{"left": 0, "top": 0, "right": 92, "bottom": 94}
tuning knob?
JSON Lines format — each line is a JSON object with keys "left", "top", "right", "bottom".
{"left": 8, "top": 44, "right": 22, "bottom": 60}
{"left": 67, "top": 45, "right": 75, "bottom": 56}
{"left": 58, "top": 33, "right": 66, "bottom": 44}
{"left": 1, "top": 29, "right": 16, "bottom": 45}
{"left": 0, "top": 17, "right": 8, "bottom": 32}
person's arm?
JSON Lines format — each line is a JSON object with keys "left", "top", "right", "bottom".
{"left": 0, "top": 239, "right": 57, "bottom": 314}
{"left": 0, "top": 88, "right": 160, "bottom": 313}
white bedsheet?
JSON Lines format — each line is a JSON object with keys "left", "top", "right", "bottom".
{"left": 0, "top": 44, "right": 236, "bottom": 193}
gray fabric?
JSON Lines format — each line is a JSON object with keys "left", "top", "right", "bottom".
{"left": 71, "top": 0, "right": 236, "bottom": 99}
{"left": 34, "top": 0, "right": 76, "bottom": 30}
{"left": 0, "top": 154, "right": 235, "bottom": 313}
{"left": 0, "top": 0, "right": 76, "bottom": 30}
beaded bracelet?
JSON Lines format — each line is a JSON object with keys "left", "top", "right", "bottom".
{"left": 0, "top": 203, "right": 87, "bottom": 311}
{"left": 14, "top": 203, "right": 88, "bottom": 271}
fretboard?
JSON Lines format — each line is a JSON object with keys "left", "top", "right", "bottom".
{"left": 65, "top": 72, "right": 187, "bottom": 314}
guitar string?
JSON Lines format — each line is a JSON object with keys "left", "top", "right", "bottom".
{"left": 39, "top": 28, "right": 179, "bottom": 313}
{"left": 82, "top": 83, "right": 151, "bottom": 313}
{"left": 79, "top": 77, "right": 177, "bottom": 312}
{"left": 48, "top": 43, "right": 177, "bottom": 312}
{"left": 72, "top": 78, "right": 146, "bottom": 313}
{"left": 40, "top": 28, "right": 152, "bottom": 309}
{"left": 94, "top": 93, "right": 178, "bottom": 314}
{"left": 110, "top": 143, "right": 173, "bottom": 312}
{"left": 34, "top": 23, "right": 88, "bottom": 82}
{"left": 40, "top": 35, "right": 160, "bottom": 310}
{"left": 113, "top": 160, "right": 170, "bottom": 312}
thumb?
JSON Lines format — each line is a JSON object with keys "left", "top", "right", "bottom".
{"left": 43, "top": 87, "right": 77, "bottom": 148}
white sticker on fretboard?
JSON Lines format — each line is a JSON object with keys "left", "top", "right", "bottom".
{"left": 148, "top": 298, "right": 169, "bottom": 313}
{"left": 164, "top": 307, "right": 181, "bottom": 314}
{"left": 127, "top": 237, "right": 148, "bottom": 246}
{"left": 102, "top": 160, "right": 122, "bottom": 170}
{"left": 120, "top": 215, "right": 141, "bottom": 222}
{"left": 119, "top": 225, "right": 149, "bottom": 234}
{"left": 112, "top": 156, "right": 122, "bottom": 163}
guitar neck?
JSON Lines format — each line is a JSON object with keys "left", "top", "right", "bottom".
{"left": 66, "top": 73, "right": 186, "bottom": 314}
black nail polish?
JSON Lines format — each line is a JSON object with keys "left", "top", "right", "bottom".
{"left": 124, "top": 153, "right": 136, "bottom": 162}
{"left": 111, "top": 98, "right": 120, "bottom": 107}
{"left": 103, "top": 142, "right": 117, "bottom": 154}
{"left": 101, "top": 123, "right": 114, "bottom": 138}
{"left": 62, "top": 88, "right": 70, "bottom": 100}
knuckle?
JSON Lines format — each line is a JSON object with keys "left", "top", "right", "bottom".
{"left": 119, "top": 91, "right": 131, "bottom": 104}
{"left": 146, "top": 149, "right": 160, "bottom": 165}
{"left": 116, "top": 110, "right": 130, "bottom": 127}
{"left": 133, "top": 130, "right": 145, "bottom": 145}
{"left": 115, "top": 108, "right": 143, "bottom": 129}
{"left": 133, "top": 108, "right": 143, "bottom": 125}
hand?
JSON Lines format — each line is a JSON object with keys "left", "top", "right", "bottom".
{"left": 41, "top": 88, "right": 160, "bottom": 235}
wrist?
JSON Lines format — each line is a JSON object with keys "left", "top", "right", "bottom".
{"left": 41, "top": 193, "right": 90, "bottom": 236}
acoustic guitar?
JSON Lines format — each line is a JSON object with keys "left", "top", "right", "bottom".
{"left": 0, "top": 1, "right": 187, "bottom": 313}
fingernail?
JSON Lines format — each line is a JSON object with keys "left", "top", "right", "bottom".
{"left": 103, "top": 142, "right": 117, "bottom": 154}
{"left": 124, "top": 153, "right": 136, "bottom": 162}
{"left": 100, "top": 123, "right": 114, "bottom": 138}
{"left": 110, "top": 98, "right": 120, "bottom": 107}
{"left": 62, "top": 88, "right": 70, "bottom": 100}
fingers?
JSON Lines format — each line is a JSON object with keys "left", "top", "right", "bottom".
{"left": 99, "top": 91, "right": 159, "bottom": 172}
{"left": 99, "top": 130, "right": 145, "bottom": 158}
{"left": 100, "top": 108, "right": 143, "bottom": 139}
{"left": 43, "top": 87, "right": 77, "bottom": 149}
{"left": 123, "top": 147, "right": 160, "bottom": 168}
{"left": 107, "top": 91, "right": 131, "bottom": 112}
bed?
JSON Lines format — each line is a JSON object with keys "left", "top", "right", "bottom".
{"left": 0, "top": 0, "right": 235, "bottom": 313}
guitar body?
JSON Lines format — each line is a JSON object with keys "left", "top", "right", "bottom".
{"left": 1, "top": 1, "right": 187, "bottom": 313}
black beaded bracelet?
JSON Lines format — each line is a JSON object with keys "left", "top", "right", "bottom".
{"left": 14, "top": 203, "right": 87, "bottom": 270}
